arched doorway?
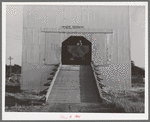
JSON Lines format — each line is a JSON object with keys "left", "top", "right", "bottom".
{"left": 62, "top": 36, "right": 91, "bottom": 65}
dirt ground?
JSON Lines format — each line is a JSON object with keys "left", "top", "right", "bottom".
{"left": 5, "top": 76, "right": 145, "bottom": 112}
{"left": 5, "top": 86, "right": 145, "bottom": 112}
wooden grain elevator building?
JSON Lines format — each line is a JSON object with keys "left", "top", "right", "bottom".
{"left": 21, "top": 5, "right": 131, "bottom": 92}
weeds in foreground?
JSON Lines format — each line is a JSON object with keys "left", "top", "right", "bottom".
{"left": 103, "top": 89, "right": 144, "bottom": 113}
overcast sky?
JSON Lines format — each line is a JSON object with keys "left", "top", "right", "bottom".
{"left": 5, "top": 5, "right": 146, "bottom": 68}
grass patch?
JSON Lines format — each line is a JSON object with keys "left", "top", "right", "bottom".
{"left": 5, "top": 90, "right": 46, "bottom": 112}
{"left": 103, "top": 87, "right": 145, "bottom": 113}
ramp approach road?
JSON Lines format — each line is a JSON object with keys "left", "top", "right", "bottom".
{"left": 46, "top": 65, "right": 115, "bottom": 112}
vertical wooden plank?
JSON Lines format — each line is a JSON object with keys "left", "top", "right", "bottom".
{"left": 64, "top": 6, "right": 71, "bottom": 26}
{"left": 31, "top": 29, "right": 34, "bottom": 64}
{"left": 55, "top": 33, "right": 61, "bottom": 63}
{"left": 26, "top": 29, "right": 30, "bottom": 63}
{"left": 45, "top": 33, "right": 48, "bottom": 64}
{"left": 100, "top": 34, "right": 105, "bottom": 65}
{"left": 106, "top": 6, "right": 112, "bottom": 29}
{"left": 88, "top": 6, "right": 94, "bottom": 29}
{"left": 52, "top": 6, "right": 57, "bottom": 29}
{"left": 106, "top": 34, "right": 111, "bottom": 64}
{"left": 60, "top": 33, "right": 63, "bottom": 62}
{"left": 51, "top": 33, "right": 55, "bottom": 63}
{"left": 94, "top": 6, "right": 100, "bottom": 29}
{"left": 117, "top": 29, "right": 120, "bottom": 64}
{"left": 47, "top": 5, "right": 56, "bottom": 28}
{"left": 30, "top": 6, "right": 36, "bottom": 29}
{"left": 34, "top": 6, "right": 46, "bottom": 29}
{"left": 28, "top": 63, "right": 32, "bottom": 89}
{"left": 117, "top": 29, "right": 119, "bottom": 64}
{"left": 123, "top": 6, "right": 129, "bottom": 30}
{"left": 38, "top": 29, "right": 41, "bottom": 64}
{"left": 26, "top": 63, "right": 29, "bottom": 89}
{"left": 73, "top": 6, "right": 78, "bottom": 26}
{"left": 122, "top": 29, "right": 125, "bottom": 64}
{"left": 98, "top": 6, "right": 103, "bottom": 29}
{"left": 124, "top": 29, "right": 130, "bottom": 63}
{"left": 21, "top": 27, "right": 25, "bottom": 89}
{"left": 104, "top": 34, "right": 108, "bottom": 64}
{"left": 106, "top": 34, "right": 113, "bottom": 64}
{"left": 23, "top": 6, "right": 27, "bottom": 28}
{"left": 127, "top": 6, "right": 131, "bottom": 90}
{"left": 95, "top": 34, "right": 106, "bottom": 65}
{"left": 23, "top": 6, "right": 35, "bottom": 29}
{"left": 24, "top": 63, "right": 29, "bottom": 90}
{"left": 116, "top": 7, "right": 120, "bottom": 29}
{"left": 91, "top": 34, "right": 98, "bottom": 64}
{"left": 76, "top": 6, "right": 82, "bottom": 27}
{"left": 119, "top": 30, "right": 124, "bottom": 64}
{"left": 112, "top": 30, "right": 117, "bottom": 63}
{"left": 110, "top": 6, "right": 114, "bottom": 30}
{"left": 22, "top": 29, "right": 27, "bottom": 63}
{"left": 55, "top": 6, "right": 64, "bottom": 28}
{"left": 110, "top": 32, "right": 114, "bottom": 64}
{"left": 112, "top": 7, "right": 117, "bottom": 29}
{"left": 81, "top": 6, "right": 89, "bottom": 29}
{"left": 52, "top": 33, "right": 57, "bottom": 63}
{"left": 33, "top": 29, "right": 39, "bottom": 64}
{"left": 21, "top": 63, "right": 25, "bottom": 89}
{"left": 39, "top": 32, "right": 45, "bottom": 64}
{"left": 92, "top": 6, "right": 97, "bottom": 29}
{"left": 117, "top": 29, "right": 122, "bottom": 64}
{"left": 26, "top": 29, "right": 33, "bottom": 63}
{"left": 47, "top": 33, "right": 51, "bottom": 64}
{"left": 101, "top": 7, "right": 106, "bottom": 29}
{"left": 26, "top": 29, "right": 29, "bottom": 64}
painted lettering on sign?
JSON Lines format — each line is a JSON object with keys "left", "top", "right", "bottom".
{"left": 61, "top": 26, "right": 84, "bottom": 29}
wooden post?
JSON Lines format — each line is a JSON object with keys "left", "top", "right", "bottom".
{"left": 8, "top": 56, "right": 13, "bottom": 76}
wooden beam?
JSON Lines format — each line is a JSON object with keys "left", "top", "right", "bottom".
{"left": 41, "top": 28, "right": 113, "bottom": 34}
{"left": 45, "top": 63, "right": 62, "bottom": 102}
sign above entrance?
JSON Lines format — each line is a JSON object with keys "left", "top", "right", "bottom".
{"left": 61, "top": 26, "right": 84, "bottom": 29}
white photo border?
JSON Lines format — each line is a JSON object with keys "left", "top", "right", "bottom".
{"left": 2, "top": 2, "right": 148, "bottom": 120}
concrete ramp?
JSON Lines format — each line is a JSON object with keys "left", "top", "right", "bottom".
{"left": 47, "top": 65, "right": 102, "bottom": 104}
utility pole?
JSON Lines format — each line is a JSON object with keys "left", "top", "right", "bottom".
{"left": 8, "top": 56, "right": 13, "bottom": 77}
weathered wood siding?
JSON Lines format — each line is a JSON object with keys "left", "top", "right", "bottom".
{"left": 22, "top": 5, "right": 131, "bottom": 91}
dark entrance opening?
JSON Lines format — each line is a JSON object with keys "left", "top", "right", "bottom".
{"left": 62, "top": 36, "right": 91, "bottom": 65}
